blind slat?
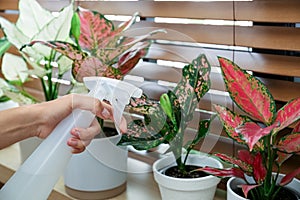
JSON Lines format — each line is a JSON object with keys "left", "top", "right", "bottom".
{"left": 79, "top": 1, "right": 300, "bottom": 23}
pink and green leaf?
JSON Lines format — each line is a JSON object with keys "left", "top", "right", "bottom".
{"left": 117, "top": 41, "right": 150, "bottom": 75}
{"left": 213, "top": 104, "right": 250, "bottom": 144}
{"left": 77, "top": 7, "right": 114, "bottom": 52}
{"left": 21, "top": 40, "right": 86, "bottom": 61}
{"left": 214, "top": 153, "right": 252, "bottom": 173}
{"left": 198, "top": 167, "right": 245, "bottom": 179}
{"left": 276, "top": 151, "right": 292, "bottom": 165}
{"left": 276, "top": 132, "right": 300, "bottom": 154}
{"left": 293, "top": 121, "right": 300, "bottom": 133}
{"left": 72, "top": 56, "right": 122, "bottom": 82}
{"left": 280, "top": 167, "right": 300, "bottom": 186}
{"left": 238, "top": 150, "right": 254, "bottom": 166}
{"left": 218, "top": 57, "right": 276, "bottom": 125}
{"left": 235, "top": 122, "right": 279, "bottom": 151}
{"left": 274, "top": 97, "right": 300, "bottom": 133}
{"left": 253, "top": 152, "right": 267, "bottom": 183}
{"left": 241, "top": 184, "right": 260, "bottom": 198}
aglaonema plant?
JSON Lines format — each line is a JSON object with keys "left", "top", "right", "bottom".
{"left": 21, "top": 7, "right": 165, "bottom": 84}
{"left": 118, "top": 54, "right": 212, "bottom": 174}
{"left": 198, "top": 57, "right": 300, "bottom": 199}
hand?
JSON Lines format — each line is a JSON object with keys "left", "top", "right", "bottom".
{"left": 35, "top": 94, "right": 127, "bottom": 153}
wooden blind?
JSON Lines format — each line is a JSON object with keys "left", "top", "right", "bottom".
{"left": 1, "top": 0, "right": 300, "bottom": 174}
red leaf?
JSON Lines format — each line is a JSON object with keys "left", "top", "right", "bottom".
{"left": 238, "top": 150, "right": 254, "bottom": 166}
{"left": 253, "top": 153, "right": 267, "bottom": 183}
{"left": 235, "top": 122, "right": 279, "bottom": 151}
{"left": 241, "top": 184, "right": 260, "bottom": 198}
{"left": 117, "top": 41, "right": 150, "bottom": 74}
{"left": 218, "top": 57, "right": 276, "bottom": 125}
{"left": 199, "top": 167, "right": 245, "bottom": 179}
{"left": 276, "top": 132, "right": 300, "bottom": 154}
{"left": 280, "top": 167, "right": 300, "bottom": 186}
{"left": 274, "top": 97, "right": 300, "bottom": 133}
{"left": 215, "top": 153, "right": 252, "bottom": 173}
{"left": 276, "top": 151, "right": 292, "bottom": 165}
{"left": 213, "top": 104, "right": 249, "bottom": 144}
{"left": 293, "top": 121, "right": 300, "bottom": 133}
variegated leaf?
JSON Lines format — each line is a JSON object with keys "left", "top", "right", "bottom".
{"left": 293, "top": 121, "right": 300, "bottom": 133}
{"left": 215, "top": 153, "right": 252, "bottom": 173}
{"left": 241, "top": 184, "right": 260, "bottom": 198}
{"left": 185, "top": 119, "right": 211, "bottom": 151}
{"left": 117, "top": 41, "right": 150, "bottom": 74}
{"left": 21, "top": 40, "right": 86, "bottom": 61}
{"left": 253, "top": 152, "right": 266, "bottom": 183}
{"left": 237, "top": 150, "right": 254, "bottom": 166}
{"left": 218, "top": 57, "right": 276, "bottom": 125}
{"left": 213, "top": 104, "right": 249, "bottom": 144}
{"left": 77, "top": 7, "right": 114, "bottom": 52}
{"left": 276, "top": 151, "right": 292, "bottom": 165}
{"left": 274, "top": 97, "right": 300, "bottom": 133}
{"left": 276, "top": 132, "right": 300, "bottom": 154}
{"left": 235, "top": 122, "right": 279, "bottom": 151}
{"left": 198, "top": 167, "right": 245, "bottom": 179}
{"left": 173, "top": 54, "right": 211, "bottom": 123}
{"left": 280, "top": 167, "right": 300, "bottom": 186}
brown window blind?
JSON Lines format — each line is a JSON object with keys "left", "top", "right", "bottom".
{"left": 1, "top": 0, "right": 300, "bottom": 174}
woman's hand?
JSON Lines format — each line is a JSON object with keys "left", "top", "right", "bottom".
{"left": 37, "top": 94, "right": 127, "bottom": 153}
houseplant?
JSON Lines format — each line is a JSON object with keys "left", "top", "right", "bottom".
{"left": 26, "top": 6, "right": 164, "bottom": 199}
{"left": 118, "top": 54, "right": 223, "bottom": 200}
{"left": 198, "top": 57, "right": 300, "bottom": 200}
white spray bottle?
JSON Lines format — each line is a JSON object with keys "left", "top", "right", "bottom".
{"left": 0, "top": 77, "right": 142, "bottom": 200}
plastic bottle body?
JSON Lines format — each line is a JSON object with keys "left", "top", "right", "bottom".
{"left": 0, "top": 109, "right": 95, "bottom": 200}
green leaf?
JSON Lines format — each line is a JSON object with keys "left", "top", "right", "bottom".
{"left": 0, "top": 38, "right": 11, "bottom": 57}
{"left": 70, "top": 12, "right": 81, "bottom": 42}
{"left": 184, "top": 119, "right": 211, "bottom": 152}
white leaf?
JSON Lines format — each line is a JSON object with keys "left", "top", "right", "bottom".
{"left": 31, "top": 3, "right": 74, "bottom": 58}
{"left": 20, "top": 52, "right": 48, "bottom": 77}
{"left": 0, "top": 78, "right": 9, "bottom": 97}
{"left": 0, "top": 17, "right": 30, "bottom": 49}
{"left": 2, "top": 53, "right": 28, "bottom": 83}
{"left": 57, "top": 56, "right": 73, "bottom": 75}
{"left": 16, "top": 0, "right": 53, "bottom": 38}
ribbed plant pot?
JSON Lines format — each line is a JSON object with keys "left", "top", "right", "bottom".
{"left": 153, "top": 154, "right": 222, "bottom": 200}
{"left": 227, "top": 174, "right": 300, "bottom": 200}
{"left": 64, "top": 134, "right": 127, "bottom": 200}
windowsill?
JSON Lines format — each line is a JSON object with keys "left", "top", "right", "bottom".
{"left": 0, "top": 143, "right": 226, "bottom": 200}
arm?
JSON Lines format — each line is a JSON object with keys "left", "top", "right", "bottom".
{"left": 0, "top": 94, "right": 127, "bottom": 153}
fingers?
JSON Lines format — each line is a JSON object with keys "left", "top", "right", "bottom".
{"left": 68, "top": 119, "right": 100, "bottom": 154}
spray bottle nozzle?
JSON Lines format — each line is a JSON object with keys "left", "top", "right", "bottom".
{"left": 83, "top": 77, "right": 143, "bottom": 134}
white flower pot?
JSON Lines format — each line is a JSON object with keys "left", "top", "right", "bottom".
{"left": 64, "top": 134, "right": 128, "bottom": 200}
{"left": 227, "top": 174, "right": 300, "bottom": 200}
{"left": 153, "top": 154, "right": 222, "bottom": 200}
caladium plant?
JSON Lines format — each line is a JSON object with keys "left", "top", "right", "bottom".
{"left": 22, "top": 7, "right": 165, "bottom": 84}
{"left": 0, "top": 0, "right": 74, "bottom": 103}
{"left": 198, "top": 57, "right": 300, "bottom": 200}
{"left": 118, "top": 54, "right": 212, "bottom": 174}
